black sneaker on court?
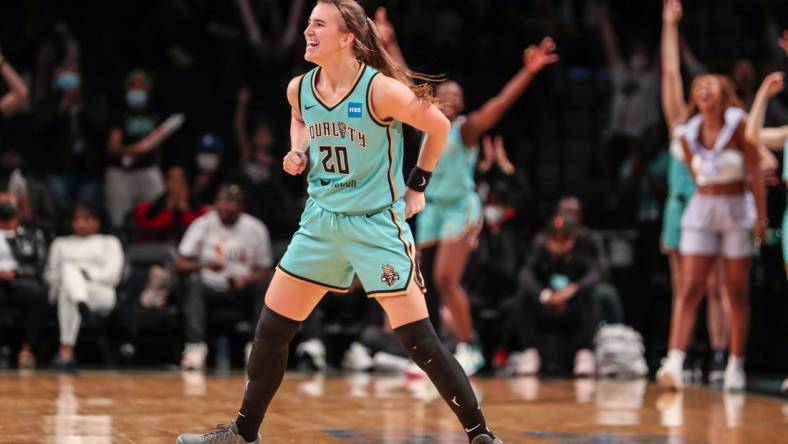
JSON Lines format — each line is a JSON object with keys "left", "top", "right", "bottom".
{"left": 470, "top": 434, "right": 504, "bottom": 444}
{"left": 708, "top": 350, "right": 726, "bottom": 386}
{"left": 176, "top": 422, "right": 259, "bottom": 444}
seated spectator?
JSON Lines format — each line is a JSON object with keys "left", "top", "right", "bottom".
{"left": 45, "top": 203, "right": 124, "bottom": 370}
{"left": 0, "top": 192, "right": 49, "bottom": 368}
{"left": 175, "top": 184, "right": 273, "bottom": 370}
{"left": 132, "top": 165, "right": 207, "bottom": 243}
{"left": 0, "top": 150, "right": 33, "bottom": 224}
{"left": 502, "top": 215, "right": 599, "bottom": 377}
{"left": 556, "top": 195, "right": 623, "bottom": 324}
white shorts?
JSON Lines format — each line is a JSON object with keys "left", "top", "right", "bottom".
{"left": 679, "top": 193, "right": 755, "bottom": 258}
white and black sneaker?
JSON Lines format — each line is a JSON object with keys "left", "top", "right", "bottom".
{"left": 176, "top": 422, "right": 259, "bottom": 444}
{"left": 470, "top": 433, "right": 504, "bottom": 444}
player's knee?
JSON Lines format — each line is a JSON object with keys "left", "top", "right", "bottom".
{"left": 680, "top": 274, "right": 708, "bottom": 302}
{"left": 253, "top": 306, "right": 300, "bottom": 350}
{"left": 393, "top": 318, "right": 442, "bottom": 366}
{"left": 247, "top": 306, "right": 301, "bottom": 378}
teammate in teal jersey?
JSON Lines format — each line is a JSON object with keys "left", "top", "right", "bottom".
{"left": 749, "top": 70, "right": 788, "bottom": 272}
{"left": 748, "top": 54, "right": 788, "bottom": 397}
{"left": 376, "top": 8, "right": 558, "bottom": 376}
{"left": 177, "top": 1, "right": 503, "bottom": 444}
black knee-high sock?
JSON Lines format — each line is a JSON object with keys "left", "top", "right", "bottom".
{"left": 235, "top": 306, "right": 301, "bottom": 442}
{"left": 393, "top": 318, "right": 492, "bottom": 441}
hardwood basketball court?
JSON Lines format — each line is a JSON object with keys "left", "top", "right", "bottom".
{"left": 0, "top": 372, "right": 786, "bottom": 443}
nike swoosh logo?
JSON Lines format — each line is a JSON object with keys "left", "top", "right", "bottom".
{"left": 464, "top": 424, "right": 481, "bottom": 433}
{"left": 419, "top": 177, "right": 427, "bottom": 187}
{"left": 305, "top": 104, "right": 317, "bottom": 110}
{"left": 451, "top": 396, "right": 461, "bottom": 407}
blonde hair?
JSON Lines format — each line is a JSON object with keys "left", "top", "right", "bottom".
{"left": 686, "top": 74, "right": 743, "bottom": 119}
{"left": 318, "top": 0, "right": 439, "bottom": 100}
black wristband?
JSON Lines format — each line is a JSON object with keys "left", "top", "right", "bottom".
{"left": 406, "top": 166, "right": 432, "bottom": 192}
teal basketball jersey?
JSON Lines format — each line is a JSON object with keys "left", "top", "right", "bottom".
{"left": 783, "top": 140, "right": 788, "bottom": 184}
{"left": 668, "top": 154, "right": 695, "bottom": 198}
{"left": 425, "top": 116, "right": 479, "bottom": 202}
{"left": 299, "top": 63, "right": 405, "bottom": 214}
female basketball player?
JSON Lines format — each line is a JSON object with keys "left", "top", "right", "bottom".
{"left": 177, "top": 1, "right": 503, "bottom": 443}
{"left": 748, "top": 67, "right": 787, "bottom": 275}
{"left": 657, "top": 0, "right": 766, "bottom": 391}
{"left": 375, "top": 8, "right": 558, "bottom": 375}
{"left": 747, "top": 69, "right": 788, "bottom": 397}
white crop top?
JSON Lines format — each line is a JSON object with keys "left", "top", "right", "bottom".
{"left": 671, "top": 107, "right": 747, "bottom": 186}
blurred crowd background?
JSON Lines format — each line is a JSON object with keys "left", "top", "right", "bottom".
{"left": 0, "top": 0, "right": 785, "bottom": 376}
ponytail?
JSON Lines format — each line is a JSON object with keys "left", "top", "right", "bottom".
{"left": 319, "top": 0, "right": 441, "bottom": 101}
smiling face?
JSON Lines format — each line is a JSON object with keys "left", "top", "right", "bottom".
{"left": 304, "top": 2, "right": 354, "bottom": 65}
{"left": 435, "top": 81, "right": 464, "bottom": 121}
{"left": 691, "top": 75, "right": 724, "bottom": 115}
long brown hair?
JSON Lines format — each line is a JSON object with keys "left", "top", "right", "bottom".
{"left": 317, "top": 0, "right": 439, "bottom": 100}
{"left": 685, "top": 74, "right": 743, "bottom": 119}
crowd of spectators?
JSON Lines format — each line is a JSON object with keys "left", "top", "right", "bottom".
{"left": 0, "top": 0, "right": 786, "bottom": 376}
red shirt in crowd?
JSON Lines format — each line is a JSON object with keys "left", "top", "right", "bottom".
{"left": 133, "top": 196, "right": 208, "bottom": 242}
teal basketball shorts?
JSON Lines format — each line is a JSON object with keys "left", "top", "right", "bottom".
{"left": 415, "top": 194, "right": 482, "bottom": 247}
{"left": 278, "top": 198, "right": 422, "bottom": 297}
{"left": 661, "top": 193, "right": 690, "bottom": 251}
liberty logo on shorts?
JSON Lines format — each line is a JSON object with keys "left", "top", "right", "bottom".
{"left": 348, "top": 102, "right": 362, "bottom": 118}
{"left": 380, "top": 264, "right": 400, "bottom": 287}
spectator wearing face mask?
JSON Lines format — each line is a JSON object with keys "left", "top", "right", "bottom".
{"left": 555, "top": 195, "right": 623, "bottom": 324}
{"left": 0, "top": 192, "right": 49, "bottom": 369}
{"left": 0, "top": 150, "right": 33, "bottom": 224}
{"left": 501, "top": 215, "right": 600, "bottom": 377}
{"left": 105, "top": 69, "right": 165, "bottom": 228}
{"left": 32, "top": 58, "right": 105, "bottom": 216}
{"left": 597, "top": 3, "right": 660, "bottom": 186}
{"left": 192, "top": 133, "right": 225, "bottom": 206}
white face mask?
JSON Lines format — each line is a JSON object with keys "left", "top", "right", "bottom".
{"left": 483, "top": 205, "right": 505, "bottom": 225}
{"left": 197, "top": 153, "right": 220, "bottom": 173}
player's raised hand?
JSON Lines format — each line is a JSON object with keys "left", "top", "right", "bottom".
{"left": 478, "top": 135, "right": 496, "bottom": 173}
{"left": 283, "top": 150, "right": 308, "bottom": 175}
{"left": 374, "top": 7, "right": 396, "bottom": 46}
{"left": 494, "top": 135, "right": 515, "bottom": 175}
{"left": 524, "top": 37, "right": 559, "bottom": 74}
{"left": 758, "top": 72, "right": 784, "bottom": 98}
{"left": 404, "top": 188, "right": 425, "bottom": 219}
{"left": 663, "top": 0, "right": 682, "bottom": 25}
{"left": 779, "top": 30, "right": 788, "bottom": 58}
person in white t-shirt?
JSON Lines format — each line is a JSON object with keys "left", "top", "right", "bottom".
{"left": 175, "top": 184, "right": 273, "bottom": 370}
{"left": 45, "top": 203, "right": 124, "bottom": 371}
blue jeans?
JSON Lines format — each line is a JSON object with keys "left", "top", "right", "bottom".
{"left": 47, "top": 173, "right": 100, "bottom": 211}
